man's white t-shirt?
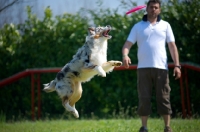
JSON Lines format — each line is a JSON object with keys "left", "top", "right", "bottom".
{"left": 127, "top": 18, "right": 175, "bottom": 70}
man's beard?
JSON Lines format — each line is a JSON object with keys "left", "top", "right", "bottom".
{"left": 148, "top": 13, "right": 158, "bottom": 19}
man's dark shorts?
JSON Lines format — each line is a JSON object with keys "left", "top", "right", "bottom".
{"left": 137, "top": 68, "right": 172, "bottom": 116}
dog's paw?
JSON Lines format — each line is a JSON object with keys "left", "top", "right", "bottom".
{"left": 113, "top": 61, "right": 122, "bottom": 67}
{"left": 65, "top": 102, "right": 79, "bottom": 118}
{"left": 109, "top": 61, "right": 122, "bottom": 67}
{"left": 71, "top": 109, "right": 79, "bottom": 118}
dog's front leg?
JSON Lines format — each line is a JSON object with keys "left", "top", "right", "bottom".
{"left": 94, "top": 65, "right": 106, "bottom": 77}
{"left": 83, "top": 63, "right": 106, "bottom": 77}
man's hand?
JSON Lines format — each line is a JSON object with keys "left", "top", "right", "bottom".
{"left": 123, "top": 56, "right": 131, "bottom": 69}
{"left": 173, "top": 67, "right": 181, "bottom": 80}
{"left": 122, "top": 41, "right": 133, "bottom": 68}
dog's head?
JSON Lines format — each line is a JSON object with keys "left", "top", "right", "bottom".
{"left": 88, "top": 25, "right": 112, "bottom": 39}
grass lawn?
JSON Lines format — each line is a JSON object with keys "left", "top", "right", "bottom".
{"left": 0, "top": 118, "right": 199, "bottom": 132}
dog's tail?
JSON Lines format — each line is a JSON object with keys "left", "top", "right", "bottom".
{"left": 43, "top": 80, "right": 56, "bottom": 93}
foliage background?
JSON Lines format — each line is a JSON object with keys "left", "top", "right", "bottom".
{"left": 0, "top": 0, "right": 199, "bottom": 120}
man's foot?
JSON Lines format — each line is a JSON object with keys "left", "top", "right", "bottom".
{"left": 164, "top": 126, "right": 172, "bottom": 132}
{"left": 139, "top": 126, "right": 148, "bottom": 132}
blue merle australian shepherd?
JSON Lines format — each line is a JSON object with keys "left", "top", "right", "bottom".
{"left": 43, "top": 25, "right": 122, "bottom": 118}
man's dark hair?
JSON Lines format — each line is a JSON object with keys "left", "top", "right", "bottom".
{"left": 147, "top": 0, "right": 161, "bottom": 7}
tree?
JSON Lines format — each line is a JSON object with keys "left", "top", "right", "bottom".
{"left": 0, "top": 0, "right": 36, "bottom": 28}
{"left": 0, "top": 0, "right": 21, "bottom": 13}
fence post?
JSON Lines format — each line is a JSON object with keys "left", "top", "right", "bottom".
{"left": 31, "top": 73, "right": 35, "bottom": 121}
{"left": 37, "top": 74, "right": 41, "bottom": 119}
{"left": 179, "top": 72, "right": 186, "bottom": 118}
{"left": 184, "top": 67, "right": 192, "bottom": 117}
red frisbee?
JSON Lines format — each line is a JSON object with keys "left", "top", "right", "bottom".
{"left": 126, "top": 5, "right": 146, "bottom": 15}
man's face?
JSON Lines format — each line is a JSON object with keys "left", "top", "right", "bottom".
{"left": 146, "top": 2, "right": 161, "bottom": 18}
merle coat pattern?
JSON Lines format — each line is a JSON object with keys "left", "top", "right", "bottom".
{"left": 43, "top": 25, "right": 122, "bottom": 118}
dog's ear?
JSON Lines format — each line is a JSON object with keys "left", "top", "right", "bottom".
{"left": 88, "top": 27, "right": 95, "bottom": 36}
{"left": 88, "top": 27, "right": 95, "bottom": 31}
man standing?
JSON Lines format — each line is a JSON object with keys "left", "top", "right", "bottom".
{"left": 122, "top": 0, "right": 181, "bottom": 132}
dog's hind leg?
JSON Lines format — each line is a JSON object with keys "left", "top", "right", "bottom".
{"left": 69, "top": 81, "right": 82, "bottom": 106}
{"left": 43, "top": 80, "right": 56, "bottom": 92}
{"left": 65, "top": 102, "right": 79, "bottom": 118}
{"left": 102, "top": 60, "right": 122, "bottom": 73}
{"left": 71, "top": 105, "right": 79, "bottom": 118}
{"left": 62, "top": 81, "right": 82, "bottom": 118}
{"left": 62, "top": 97, "right": 79, "bottom": 118}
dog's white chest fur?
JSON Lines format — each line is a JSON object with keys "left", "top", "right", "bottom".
{"left": 90, "top": 39, "right": 107, "bottom": 66}
{"left": 78, "top": 38, "right": 108, "bottom": 82}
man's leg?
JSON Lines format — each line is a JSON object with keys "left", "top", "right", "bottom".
{"left": 162, "top": 114, "right": 170, "bottom": 127}
{"left": 154, "top": 69, "right": 172, "bottom": 131}
{"left": 137, "top": 68, "right": 152, "bottom": 131}
{"left": 163, "top": 115, "right": 173, "bottom": 132}
{"left": 141, "top": 116, "right": 148, "bottom": 127}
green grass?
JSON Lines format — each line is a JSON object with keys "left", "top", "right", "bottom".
{"left": 0, "top": 118, "right": 199, "bottom": 132}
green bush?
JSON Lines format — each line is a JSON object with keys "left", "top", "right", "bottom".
{"left": 0, "top": 0, "right": 199, "bottom": 120}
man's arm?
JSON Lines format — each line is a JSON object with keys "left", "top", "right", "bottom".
{"left": 122, "top": 41, "right": 133, "bottom": 68}
{"left": 168, "top": 42, "right": 181, "bottom": 79}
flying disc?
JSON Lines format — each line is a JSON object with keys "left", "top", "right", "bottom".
{"left": 126, "top": 5, "right": 146, "bottom": 15}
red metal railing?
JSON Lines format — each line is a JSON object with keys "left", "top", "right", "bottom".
{"left": 0, "top": 68, "right": 61, "bottom": 121}
{"left": 0, "top": 63, "right": 200, "bottom": 120}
